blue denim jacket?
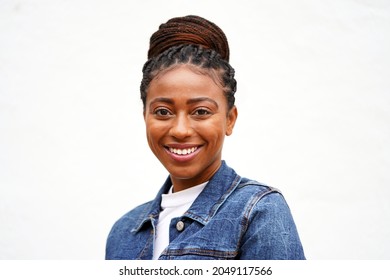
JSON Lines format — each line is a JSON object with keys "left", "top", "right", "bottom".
{"left": 106, "top": 161, "right": 305, "bottom": 260}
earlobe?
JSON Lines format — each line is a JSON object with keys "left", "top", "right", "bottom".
{"left": 226, "top": 106, "right": 238, "bottom": 136}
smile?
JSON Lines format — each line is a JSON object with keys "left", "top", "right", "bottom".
{"left": 169, "top": 147, "right": 198, "bottom": 155}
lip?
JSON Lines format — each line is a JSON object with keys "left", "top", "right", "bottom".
{"left": 164, "top": 144, "right": 202, "bottom": 163}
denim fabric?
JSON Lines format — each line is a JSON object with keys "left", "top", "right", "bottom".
{"left": 106, "top": 161, "right": 305, "bottom": 260}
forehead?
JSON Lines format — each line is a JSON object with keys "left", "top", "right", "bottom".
{"left": 148, "top": 65, "right": 225, "bottom": 100}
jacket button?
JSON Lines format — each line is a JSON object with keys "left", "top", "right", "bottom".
{"left": 176, "top": 221, "right": 185, "bottom": 232}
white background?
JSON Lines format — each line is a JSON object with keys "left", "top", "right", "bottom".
{"left": 1, "top": 0, "right": 389, "bottom": 260}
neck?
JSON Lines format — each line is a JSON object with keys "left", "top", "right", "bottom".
{"left": 170, "top": 161, "right": 221, "bottom": 192}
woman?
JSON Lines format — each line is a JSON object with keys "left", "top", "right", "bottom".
{"left": 106, "top": 15, "right": 305, "bottom": 260}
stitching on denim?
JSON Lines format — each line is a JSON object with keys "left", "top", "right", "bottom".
{"left": 236, "top": 184, "right": 281, "bottom": 251}
{"left": 238, "top": 180, "right": 282, "bottom": 193}
{"left": 207, "top": 174, "right": 242, "bottom": 221}
{"left": 132, "top": 213, "right": 159, "bottom": 233}
{"left": 137, "top": 228, "right": 154, "bottom": 259}
{"left": 183, "top": 174, "right": 242, "bottom": 224}
{"left": 165, "top": 248, "right": 237, "bottom": 259}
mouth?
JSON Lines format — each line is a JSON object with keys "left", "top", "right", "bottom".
{"left": 168, "top": 146, "right": 198, "bottom": 156}
{"left": 164, "top": 145, "right": 202, "bottom": 162}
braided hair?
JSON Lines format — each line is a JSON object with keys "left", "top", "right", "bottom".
{"left": 140, "top": 15, "right": 236, "bottom": 110}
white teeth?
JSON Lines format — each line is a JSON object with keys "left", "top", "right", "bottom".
{"left": 169, "top": 147, "right": 198, "bottom": 155}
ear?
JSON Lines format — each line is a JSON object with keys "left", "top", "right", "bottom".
{"left": 226, "top": 106, "right": 238, "bottom": 136}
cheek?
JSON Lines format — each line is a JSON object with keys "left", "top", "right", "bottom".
{"left": 194, "top": 118, "right": 227, "bottom": 141}
{"left": 145, "top": 120, "right": 162, "bottom": 144}
{"left": 145, "top": 118, "right": 172, "bottom": 149}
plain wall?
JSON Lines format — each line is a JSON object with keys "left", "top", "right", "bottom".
{"left": 1, "top": 0, "right": 389, "bottom": 259}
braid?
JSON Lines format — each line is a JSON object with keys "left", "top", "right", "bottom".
{"left": 141, "top": 16, "right": 236, "bottom": 110}
{"left": 148, "top": 15, "right": 229, "bottom": 61}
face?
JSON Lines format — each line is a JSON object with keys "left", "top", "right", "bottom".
{"left": 144, "top": 65, "right": 237, "bottom": 192}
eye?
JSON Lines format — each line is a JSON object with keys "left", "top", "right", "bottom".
{"left": 154, "top": 108, "right": 172, "bottom": 117}
{"left": 193, "top": 108, "right": 211, "bottom": 116}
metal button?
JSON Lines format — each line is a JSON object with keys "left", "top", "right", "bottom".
{"left": 176, "top": 221, "right": 185, "bottom": 232}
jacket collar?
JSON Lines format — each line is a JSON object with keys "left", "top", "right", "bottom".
{"left": 133, "top": 161, "right": 242, "bottom": 232}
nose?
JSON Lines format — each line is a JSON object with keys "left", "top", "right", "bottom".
{"left": 169, "top": 113, "right": 192, "bottom": 139}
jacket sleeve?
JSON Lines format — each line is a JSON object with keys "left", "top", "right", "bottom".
{"left": 239, "top": 192, "right": 305, "bottom": 260}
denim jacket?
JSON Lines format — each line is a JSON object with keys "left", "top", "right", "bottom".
{"left": 106, "top": 161, "right": 305, "bottom": 260}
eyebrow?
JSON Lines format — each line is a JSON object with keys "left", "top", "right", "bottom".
{"left": 186, "top": 97, "right": 219, "bottom": 108}
{"left": 149, "top": 97, "right": 219, "bottom": 108}
{"left": 149, "top": 97, "right": 174, "bottom": 106}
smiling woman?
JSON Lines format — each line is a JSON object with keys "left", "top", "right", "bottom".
{"left": 105, "top": 15, "right": 305, "bottom": 260}
{"left": 145, "top": 65, "right": 237, "bottom": 192}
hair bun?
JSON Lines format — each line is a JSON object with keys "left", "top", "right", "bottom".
{"left": 148, "top": 15, "right": 230, "bottom": 61}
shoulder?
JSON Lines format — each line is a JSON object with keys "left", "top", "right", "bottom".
{"left": 231, "top": 177, "right": 292, "bottom": 219}
{"left": 108, "top": 200, "right": 154, "bottom": 235}
{"left": 234, "top": 177, "right": 284, "bottom": 204}
{"left": 106, "top": 200, "right": 156, "bottom": 260}
{"left": 237, "top": 177, "right": 281, "bottom": 196}
{"left": 215, "top": 176, "right": 289, "bottom": 221}
{"left": 234, "top": 179, "right": 305, "bottom": 259}
{"left": 234, "top": 178, "right": 299, "bottom": 240}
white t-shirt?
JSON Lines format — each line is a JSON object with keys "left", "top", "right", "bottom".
{"left": 152, "top": 182, "right": 207, "bottom": 260}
